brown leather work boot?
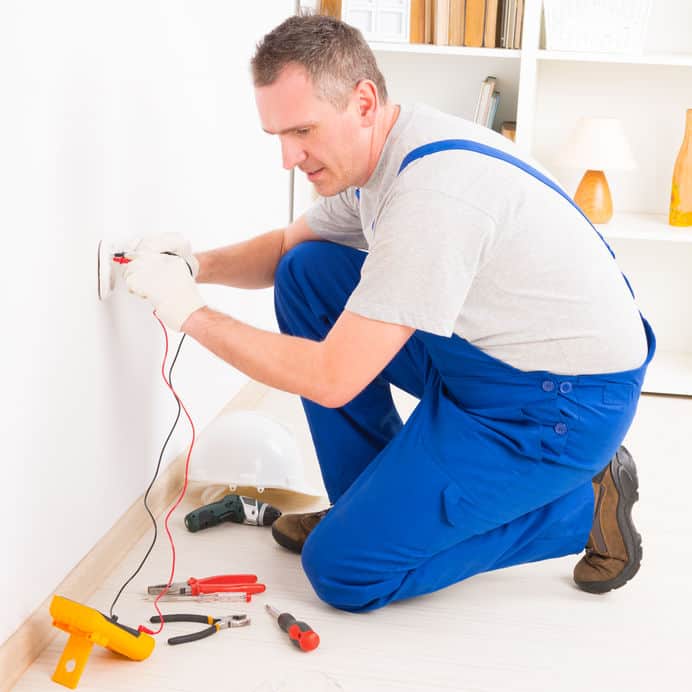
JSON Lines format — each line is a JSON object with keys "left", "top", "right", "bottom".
{"left": 271, "top": 508, "right": 331, "bottom": 554}
{"left": 573, "top": 446, "right": 642, "bottom": 594}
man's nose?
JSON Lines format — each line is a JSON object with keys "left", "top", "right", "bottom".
{"left": 280, "top": 137, "right": 307, "bottom": 170}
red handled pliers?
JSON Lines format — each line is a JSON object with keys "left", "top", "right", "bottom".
{"left": 147, "top": 574, "right": 265, "bottom": 602}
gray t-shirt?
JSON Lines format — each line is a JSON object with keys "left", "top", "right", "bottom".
{"left": 305, "top": 103, "right": 647, "bottom": 375}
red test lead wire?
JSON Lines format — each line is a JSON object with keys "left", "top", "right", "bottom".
{"left": 138, "top": 313, "right": 197, "bottom": 635}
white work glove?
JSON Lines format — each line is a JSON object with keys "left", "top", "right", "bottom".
{"left": 130, "top": 232, "right": 200, "bottom": 278}
{"left": 124, "top": 253, "right": 207, "bottom": 331}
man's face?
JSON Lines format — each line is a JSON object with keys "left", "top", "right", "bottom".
{"left": 255, "top": 64, "right": 368, "bottom": 197}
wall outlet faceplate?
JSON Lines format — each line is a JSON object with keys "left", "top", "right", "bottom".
{"left": 97, "top": 240, "right": 116, "bottom": 301}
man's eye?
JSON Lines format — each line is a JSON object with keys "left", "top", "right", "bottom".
{"left": 295, "top": 128, "right": 310, "bottom": 136}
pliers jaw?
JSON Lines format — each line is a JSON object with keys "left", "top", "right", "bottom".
{"left": 147, "top": 582, "right": 190, "bottom": 596}
{"left": 216, "top": 614, "right": 251, "bottom": 630}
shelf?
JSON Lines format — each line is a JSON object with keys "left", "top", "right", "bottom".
{"left": 596, "top": 214, "right": 692, "bottom": 243}
{"left": 538, "top": 50, "right": 692, "bottom": 67}
{"left": 642, "top": 350, "right": 692, "bottom": 397}
{"left": 369, "top": 42, "right": 521, "bottom": 59}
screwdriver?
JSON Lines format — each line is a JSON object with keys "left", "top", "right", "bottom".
{"left": 265, "top": 604, "right": 320, "bottom": 652}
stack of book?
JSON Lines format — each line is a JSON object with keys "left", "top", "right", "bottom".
{"left": 473, "top": 76, "right": 500, "bottom": 129}
{"left": 410, "top": 0, "right": 524, "bottom": 48}
{"left": 471, "top": 77, "right": 516, "bottom": 140}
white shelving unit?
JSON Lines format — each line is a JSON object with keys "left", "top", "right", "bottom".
{"left": 520, "top": 0, "right": 692, "bottom": 396}
{"left": 369, "top": 41, "right": 521, "bottom": 59}
{"left": 293, "top": 0, "right": 692, "bottom": 395}
{"left": 537, "top": 50, "right": 692, "bottom": 67}
{"left": 598, "top": 213, "right": 692, "bottom": 243}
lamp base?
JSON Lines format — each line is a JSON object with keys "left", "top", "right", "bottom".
{"left": 574, "top": 170, "right": 613, "bottom": 224}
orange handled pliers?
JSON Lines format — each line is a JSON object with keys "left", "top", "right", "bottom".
{"left": 147, "top": 574, "right": 265, "bottom": 600}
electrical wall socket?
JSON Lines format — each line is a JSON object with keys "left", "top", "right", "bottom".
{"left": 97, "top": 240, "right": 116, "bottom": 301}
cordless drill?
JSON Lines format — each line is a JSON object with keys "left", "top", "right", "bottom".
{"left": 184, "top": 494, "right": 281, "bottom": 532}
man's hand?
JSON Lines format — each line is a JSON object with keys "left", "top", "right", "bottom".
{"left": 130, "top": 232, "right": 200, "bottom": 278}
{"left": 124, "top": 253, "right": 207, "bottom": 331}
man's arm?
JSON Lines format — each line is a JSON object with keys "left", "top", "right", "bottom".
{"left": 182, "top": 307, "right": 414, "bottom": 409}
{"left": 194, "top": 214, "right": 320, "bottom": 288}
{"left": 130, "top": 215, "right": 413, "bottom": 408}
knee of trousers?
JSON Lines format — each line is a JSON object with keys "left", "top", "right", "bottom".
{"left": 301, "top": 533, "right": 365, "bottom": 612}
{"left": 274, "top": 241, "right": 333, "bottom": 336}
{"left": 274, "top": 240, "right": 333, "bottom": 302}
{"left": 301, "top": 520, "right": 395, "bottom": 613}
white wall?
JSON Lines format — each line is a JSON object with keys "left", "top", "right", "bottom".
{"left": 0, "top": 0, "right": 294, "bottom": 644}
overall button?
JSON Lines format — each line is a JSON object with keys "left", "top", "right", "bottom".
{"left": 554, "top": 422, "right": 568, "bottom": 435}
{"left": 559, "top": 382, "right": 573, "bottom": 394}
{"left": 542, "top": 380, "right": 555, "bottom": 392}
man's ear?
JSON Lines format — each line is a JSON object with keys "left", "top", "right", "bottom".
{"left": 354, "top": 79, "right": 378, "bottom": 127}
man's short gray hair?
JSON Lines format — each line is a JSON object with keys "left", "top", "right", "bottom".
{"left": 251, "top": 13, "right": 388, "bottom": 109}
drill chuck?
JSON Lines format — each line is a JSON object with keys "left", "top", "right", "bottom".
{"left": 184, "top": 494, "right": 281, "bottom": 532}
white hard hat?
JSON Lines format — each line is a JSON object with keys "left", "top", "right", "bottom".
{"left": 189, "top": 410, "right": 322, "bottom": 500}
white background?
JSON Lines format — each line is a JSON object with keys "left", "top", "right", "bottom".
{"left": 0, "top": 0, "right": 294, "bottom": 644}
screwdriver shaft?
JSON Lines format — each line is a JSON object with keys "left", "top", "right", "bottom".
{"left": 265, "top": 604, "right": 281, "bottom": 619}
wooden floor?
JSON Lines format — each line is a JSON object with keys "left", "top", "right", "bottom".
{"left": 13, "top": 387, "right": 691, "bottom": 692}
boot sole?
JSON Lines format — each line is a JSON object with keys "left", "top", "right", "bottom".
{"left": 271, "top": 523, "right": 305, "bottom": 554}
{"left": 576, "top": 446, "right": 642, "bottom": 594}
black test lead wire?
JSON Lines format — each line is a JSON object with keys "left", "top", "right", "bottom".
{"left": 108, "top": 332, "right": 186, "bottom": 621}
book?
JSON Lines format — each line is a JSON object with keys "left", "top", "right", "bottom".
{"left": 513, "top": 0, "right": 524, "bottom": 49}
{"left": 487, "top": 91, "right": 500, "bottom": 129}
{"left": 473, "top": 76, "right": 496, "bottom": 125}
{"left": 433, "top": 0, "right": 450, "bottom": 46}
{"left": 501, "top": 121, "right": 516, "bottom": 141}
{"left": 318, "top": 0, "right": 341, "bottom": 19}
{"left": 499, "top": 0, "right": 513, "bottom": 48}
{"left": 479, "top": 77, "right": 496, "bottom": 125}
{"left": 410, "top": 0, "right": 426, "bottom": 44}
{"left": 448, "top": 0, "right": 465, "bottom": 46}
{"left": 506, "top": 0, "right": 517, "bottom": 50}
{"left": 424, "top": 0, "right": 434, "bottom": 44}
{"left": 483, "top": 0, "right": 500, "bottom": 48}
{"left": 464, "top": 0, "right": 485, "bottom": 48}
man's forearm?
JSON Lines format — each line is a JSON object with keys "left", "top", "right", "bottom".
{"left": 195, "top": 228, "right": 285, "bottom": 289}
{"left": 182, "top": 306, "right": 333, "bottom": 407}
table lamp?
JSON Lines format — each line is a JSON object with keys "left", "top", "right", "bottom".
{"left": 558, "top": 117, "right": 637, "bottom": 224}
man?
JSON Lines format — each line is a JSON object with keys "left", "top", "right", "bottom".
{"left": 125, "top": 14, "right": 654, "bottom": 613}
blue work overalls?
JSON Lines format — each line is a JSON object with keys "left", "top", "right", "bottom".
{"left": 274, "top": 140, "right": 656, "bottom": 612}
